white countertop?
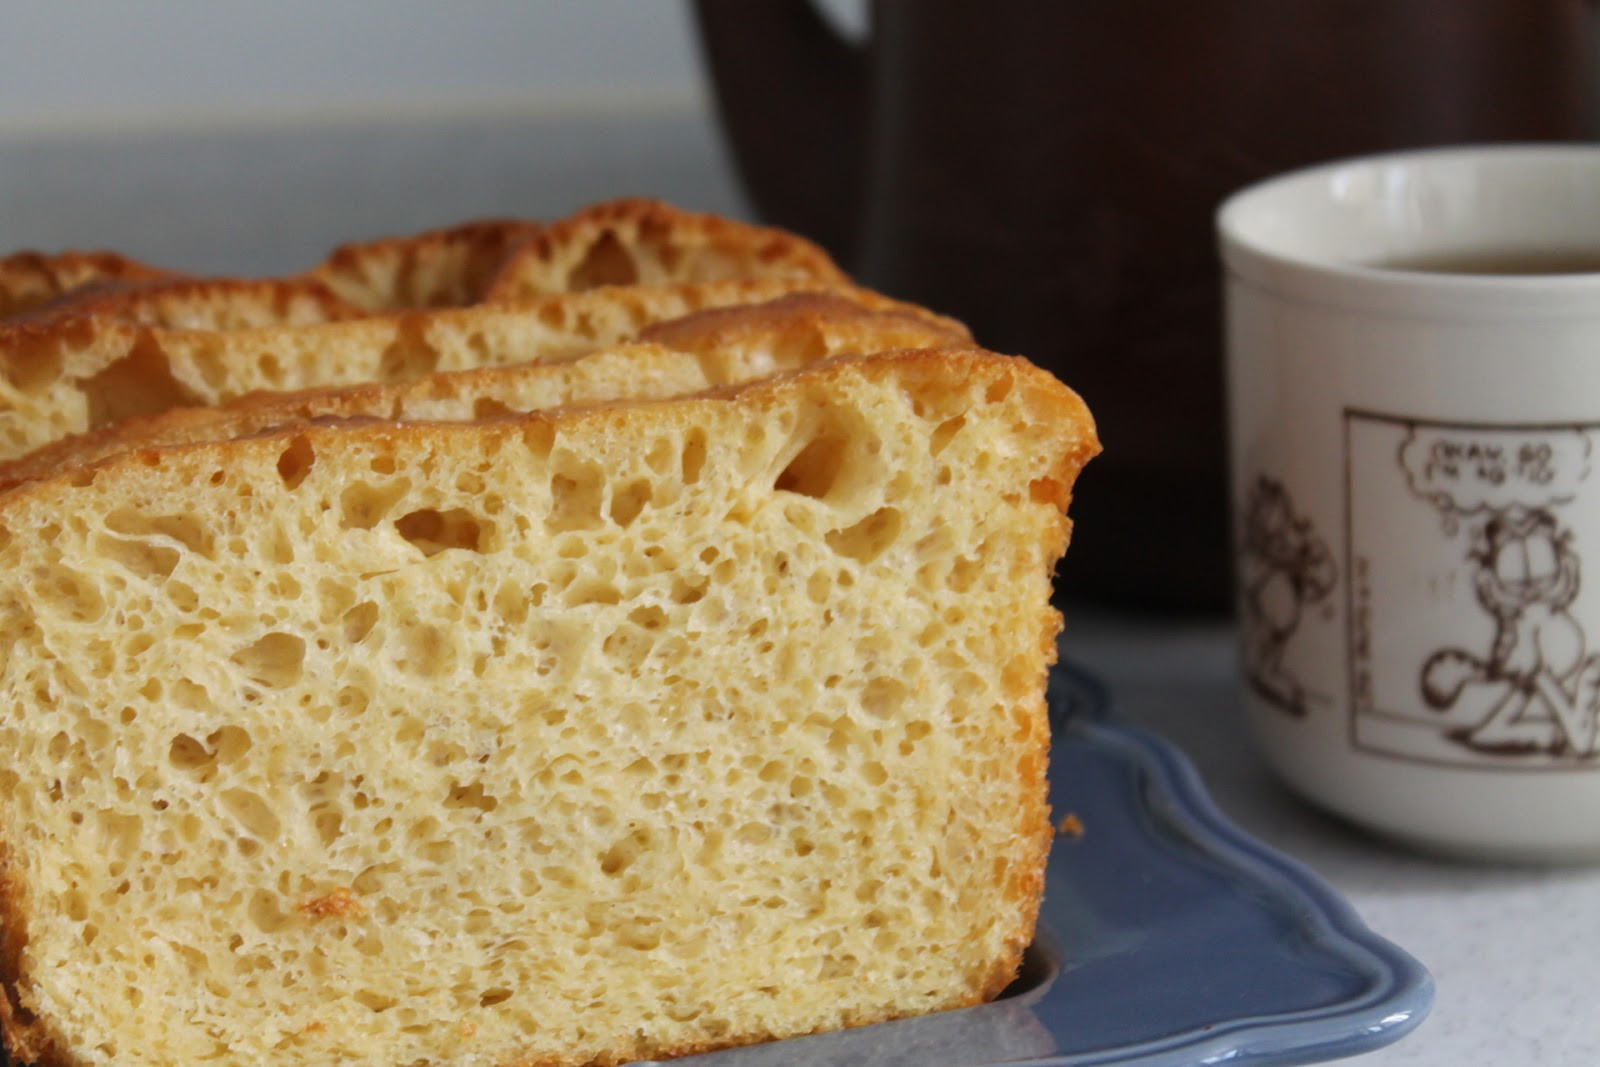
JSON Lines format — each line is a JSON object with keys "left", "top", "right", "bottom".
{"left": 4, "top": 105, "right": 1597, "bottom": 1067}
{"left": 1064, "top": 609, "right": 1600, "bottom": 1065}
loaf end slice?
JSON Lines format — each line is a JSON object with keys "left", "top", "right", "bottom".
{"left": 0, "top": 349, "right": 1096, "bottom": 1067}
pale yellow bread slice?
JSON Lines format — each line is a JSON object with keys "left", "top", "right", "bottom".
{"left": 0, "top": 348, "right": 1097, "bottom": 1067}
{"left": 0, "top": 293, "right": 967, "bottom": 491}
{"left": 0, "top": 251, "right": 180, "bottom": 320}
{"left": 310, "top": 219, "right": 545, "bottom": 311}
{"left": 0, "top": 279, "right": 952, "bottom": 463}
{"left": 481, "top": 198, "right": 848, "bottom": 301}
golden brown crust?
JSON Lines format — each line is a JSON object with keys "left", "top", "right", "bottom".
{"left": 0, "top": 250, "right": 181, "bottom": 320}
{"left": 311, "top": 218, "right": 545, "bottom": 310}
{"left": 0, "top": 846, "right": 80, "bottom": 1067}
{"left": 22, "top": 276, "right": 370, "bottom": 331}
{"left": 636, "top": 290, "right": 970, "bottom": 353}
{"left": 0, "top": 280, "right": 959, "bottom": 470}
{"left": 482, "top": 198, "right": 849, "bottom": 301}
{"left": 0, "top": 289, "right": 969, "bottom": 493}
{"left": 20, "top": 345, "right": 1095, "bottom": 514}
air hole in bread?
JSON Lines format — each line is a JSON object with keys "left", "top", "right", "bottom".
{"left": 608, "top": 479, "right": 651, "bottom": 527}
{"left": 275, "top": 436, "right": 316, "bottom": 490}
{"left": 105, "top": 508, "right": 212, "bottom": 559}
{"left": 230, "top": 632, "right": 306, "bottom": 689}
{"left": 354, "top": 989, "right": 399, "bottom": 1014}
{"left": 548, "top": 465, "right": 604, "bottom": 533}
{"left": 474, "top": 396, "right": 515, "bottom": 419}
{"left": 567, "top": 231, "right": 639, "bottom": 290}
{"left": 599, "top": 827, "right": 653, "bottom": 876}
{"left": 947, "top": 555, "right": 982, "bottom": 593}
{"left": 775, "top": 433, "right": 844, "bottom": 500}
{"left": 375, "top": 323, "right": 441, "bottom": 382}
{"left": 169, "top": 733, "right": 216, "bottom": 774}
{"left": 566, "top": 578, "right": 621, "bottom": 607}
{"left": 601, "top": 623, "right": 654, "bottom": 670}
{"left": 396, "top": 622, "right": 456, "bottom": 678}
{"left": 340, "top": 479, "right": 410, "bottom": 530}
{"left": 445, "top": 780, "right": 498, "bottom": 815}
{"left": 38, "top": 561, "right": 110, "bottom": 620}
{"left": 681, "top": 428, "right": 708, "bottom": 485}
{"left": 395, "top": 508, "right": 490, "bottom": 556}
{"left": 221, "top": 788, "right": 282, "bottom": 842}
{"left": 860, "top": 677, "right": 908, "bottom": 720}
{"left": 81, "top": 340, "right": 195, "bottom": 430}
{"left": 825, "top": 507, "right": 902, "bottom": 564}
{"left": 205, "top": 725, "right": 252, "bottom": 764}
{"left": 342, "top": 601, "right": 378, "bottom": 644}
{"left": 616, "top": 921, "right": 662, "bottom": 952}
{"left": 97, "top": 537, "right": 179, "bottom": 581}
{"left": 246, "top": 890, "right": 289, "bottom": 934}
{"left": 930, "top": 415, "right": 966, "bottom": 456}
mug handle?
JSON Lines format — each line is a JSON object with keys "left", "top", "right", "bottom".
{"left": 689, "top": 0, "right": 871, "bottom": 265}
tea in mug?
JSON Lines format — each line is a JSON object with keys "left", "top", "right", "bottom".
{"left": 1371, "top": 248, "right": 1600, "bottom": 275}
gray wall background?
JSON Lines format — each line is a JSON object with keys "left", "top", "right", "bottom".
{"left": 0, "top": 2, "right": 857, "bottom": 273}
{"left": 0, "top": 2, "right": 705, "bottom": 134}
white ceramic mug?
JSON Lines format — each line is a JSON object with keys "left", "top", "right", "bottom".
{"left": 1218, "top": 145, "right": 1600, "bottom": 862}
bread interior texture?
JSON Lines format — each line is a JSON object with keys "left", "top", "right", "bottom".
{"left": 0, "top": 351, "right": 1094, "bottom": 1067}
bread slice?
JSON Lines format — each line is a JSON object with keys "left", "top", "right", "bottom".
{"left": 0, "top": 294, "right": 967, "bottom": 492}
{"left": 20, "top": 277, "right": 370, "bottom": 332}
{"left": 310, "top": 219, "right": 545, "bottom": 311}
{"left": 10, "top": 198, "right": 839, "bottom": 331}
{"left": 0, "top": 278, "right": 950, "bottom": 463}
{"left": 481, "top": 199, "right": 848, "bottom": 302}
{"left": 0, "top": 251, "right": 179, "bottom": 320}
{"left": 311, "top": 201, "right": 844, "bottom": 311}
{"left": 0, "top": 348, "right": 1097, "bottom": 1067}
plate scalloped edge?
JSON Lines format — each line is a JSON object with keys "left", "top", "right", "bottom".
{"left": 1019, "top": 661, "right": 1435, "bottom": 1067}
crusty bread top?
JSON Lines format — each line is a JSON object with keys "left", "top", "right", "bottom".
{"left": 20, "top": 276, "right": 370, "bottom": 331}
{"left": 482, "top": 198, "right": 848, "bottom": 302}
{"left": 310, "top": 219, "right": 545, "bottom": 311}
{"left": 0, "top": 250, "right": 180, "bottom": 320}
{"left": 0, "top": 347, "right": 1094, "bottom": 1067}
{"left": 0, "top": 279, "right": 953, "bottom": 464}
{"left": 0, "top": 293, "right": 969, "bottom": 492}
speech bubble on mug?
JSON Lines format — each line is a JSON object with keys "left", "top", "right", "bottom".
{"left": 1398, "top": 426, "right": 1592, "bottom": 515}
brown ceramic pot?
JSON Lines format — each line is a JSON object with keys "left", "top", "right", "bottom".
{"left": 693, "top": 0, "right": 1599, "bottom": 611}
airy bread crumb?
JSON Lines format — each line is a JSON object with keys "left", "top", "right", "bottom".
{"left": 0, "top": 348, "right": 1096, "bottom": 1067}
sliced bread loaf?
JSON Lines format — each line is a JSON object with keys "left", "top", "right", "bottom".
{"left": 0, "top": 278, "right": 950, "bottom": 463}
{"left": 0, "top": 294, "right": 966, "bottom": 491}
{"left": 0, "top": 347, "right": 1096, "bottom": 1067}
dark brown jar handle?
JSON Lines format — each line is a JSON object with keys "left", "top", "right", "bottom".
{"left": 690, "top": 0, "right": 871, "bottom": 265}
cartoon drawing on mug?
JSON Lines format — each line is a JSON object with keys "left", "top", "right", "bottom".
{"left": 1346, "top": 413, "right": 1600, "bottom": 767}
{"left": 1420, "top": 509, "right": 1600, "bottom": 757}
{"left": 1239, "top": 474, "right": 1338, "bottom": 717}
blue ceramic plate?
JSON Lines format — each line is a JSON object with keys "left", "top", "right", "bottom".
{"left": 672, "top": 664, "right": 1433, "bottom": 1067}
